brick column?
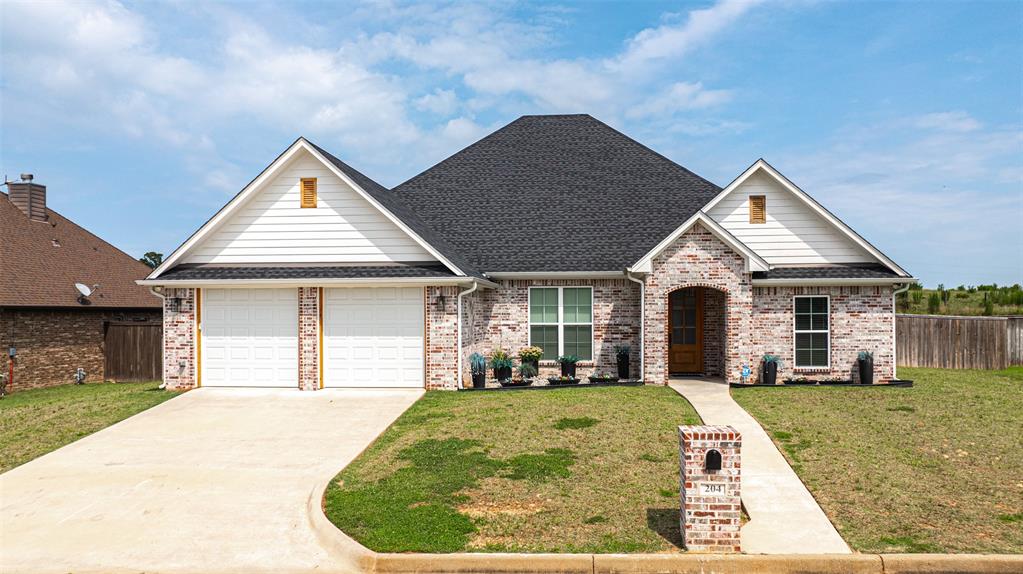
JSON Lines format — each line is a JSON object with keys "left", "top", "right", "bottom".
{"left": 425, "top": 285, "right": 459, "bottom": 390}
{"left": 679, "top": 425, "right": 742, "bottom": 553}
{"left": 298, "top": 287, "right": 320, "bottom": 390}
{"left": 162, "top": 287, "right": 196, "bottom": 390}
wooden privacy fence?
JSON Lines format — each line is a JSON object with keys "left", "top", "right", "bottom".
{"left": 896, "top": 314, "right": 1023, "bottom": 370}
{"left": 104, "top": 322, "right": 162, "bottom": 381}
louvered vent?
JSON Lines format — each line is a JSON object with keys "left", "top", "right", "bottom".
{"left": 749, "top": 195, "right": 766, "bottom": 224}
{"left": 300, "top": 178, "right": 317, "bottom": 208}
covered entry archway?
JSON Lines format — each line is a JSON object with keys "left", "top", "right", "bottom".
{"left": 667, "top": 286, "right": 726, "bottom": 377}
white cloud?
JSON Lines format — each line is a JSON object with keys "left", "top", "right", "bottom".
{"left": 912, "top": 111, "right": 982, "bottom": 133}
{"left": 414, "top": 89, "right": 459, "bottom": 115}
{"left": 627, "top": 82, "right": 734, "bottom": 119}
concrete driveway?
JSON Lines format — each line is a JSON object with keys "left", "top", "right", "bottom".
{"left": 0, "top": 387, "right": 422, "bottom": 574}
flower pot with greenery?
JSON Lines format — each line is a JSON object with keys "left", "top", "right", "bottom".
{"left": 501, "top": 363, "right": 537, "bottom": 387}
{"left": 547, "top": 375, "right": 580, "bottom": 385}
{"left": 588, "top": 370, "right": 619, "bottom": 384}
{"left": 490, "top": 348, "right": 514, "bottom": 382}
{"left": 518, "top": 346, "right": 543, "bottom": 373}
{"left": 469, "top": 352, "right": 487, "bottom": 389}
{"left": 614, "top": 344, "right": 631, "bottom": 379}
{"left": 762, "top": 354, "right": 782, "bottom": 385}
{"left": 857, "top": 351, "right": 874, "bottom": 385}
{"left": 557, "top": 355, "right": 579, "bottom": 378}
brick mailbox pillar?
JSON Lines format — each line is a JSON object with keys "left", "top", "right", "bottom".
{"left": 679, "top": 424, "right": 742, "bottom": 553}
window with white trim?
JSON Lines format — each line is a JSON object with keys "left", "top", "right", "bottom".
{"left": 794, "top": 296, "right": 829, "bottom": 368}
{"left": 529, "top": 287, "right": 593, "bottom": 361}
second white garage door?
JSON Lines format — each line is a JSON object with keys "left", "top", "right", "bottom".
{"left": 323, "top": 287, "right": 424, "bottom": 388}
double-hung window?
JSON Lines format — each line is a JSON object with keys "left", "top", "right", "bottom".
{"left": 794, "top": 296, "right": 829, "bottom": 368}
{"left": 529, "top": 287, "right": 593, "bottom": 361}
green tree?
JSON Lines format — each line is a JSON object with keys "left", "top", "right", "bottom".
{"left": 927, "top": 292, "right": 941, "bottom": 314}
{"left": 139, "top": 251, "right": 163, "bottom": 269}
{"left": 983, "top": 293, "right": 994, "bottom": 316}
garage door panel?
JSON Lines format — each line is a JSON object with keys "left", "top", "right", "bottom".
{"left": 203, "top": 288, "right": 298, "bottom": 387}
{"left": 324, "top": 286, "right": 424, "bottom": 388}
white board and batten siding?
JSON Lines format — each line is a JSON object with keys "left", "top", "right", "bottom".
{"left": 707, "top": 171, "right": 874, "bottom": 265}
{"left": 183, "top": 149, "right": 437, "bottom": 265}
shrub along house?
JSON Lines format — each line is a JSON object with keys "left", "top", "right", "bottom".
{"left": 1, "top": 177, "right": 162, "bottom": 392}
{"left": 140, "top": 114, "right": 912, "bottom": 390}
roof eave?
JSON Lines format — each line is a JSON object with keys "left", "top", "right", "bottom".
{"left": 751, "top": 277, "right": 917, "bottom": 287}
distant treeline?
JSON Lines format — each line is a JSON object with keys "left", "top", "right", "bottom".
{"left": 899, "top": 283, "right": 1023, "bottom": 317}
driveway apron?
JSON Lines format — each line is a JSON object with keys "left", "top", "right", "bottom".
{"left": 669, "top": 378, "right": 850, "bottom": 554}
{"left": 0, "top": 387, "right": 422, "bottom": 574}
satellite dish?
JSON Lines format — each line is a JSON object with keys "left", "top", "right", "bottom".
{"left": 75, "top": 283, "right": 92, "bottom": 297}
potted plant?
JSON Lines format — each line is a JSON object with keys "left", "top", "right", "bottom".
{"left": 557, "top": 355, "right": 580, "bottom": 378}
{"left": 491, "top": 348, "right": 514, "bottom": 382}
{"left": 588, "top": 370, "right": 619, "bottom": 384}
{"left": 858, "top": 351, "right": 874, "bottom": 385}
{"left": 762, "top": 354, "right": 782, "bottom": 385}
{"left": 518, "top": 346, "right": 543, "bottom": 372}
{"left": 469, "top": 352, "right": 487, "bottom": 389}
{"left": 614, "top": 344, "right": 631, "bottom": 379}
{"left": 547, "top": 375, "right": 580, "bottom": 385}
{"left": 500, "top": 363, "right": 537, "bottom": 387}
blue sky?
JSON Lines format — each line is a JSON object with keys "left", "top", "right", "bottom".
{"left": 2, "top": 0, "right": 1020, "bottom": 286}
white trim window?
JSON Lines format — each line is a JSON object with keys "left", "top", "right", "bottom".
{"left": 528, "top": 287, "right": 593, "bottom": 361}
{"left": 794, "top": 295, "right": 829, "bottom": 368}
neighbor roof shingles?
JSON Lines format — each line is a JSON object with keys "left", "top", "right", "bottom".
{"left": 0, "top": 192, "right": 160, "bottom": 308}
{"left": 390, "top": 114, "right": 723, "bottom": 272}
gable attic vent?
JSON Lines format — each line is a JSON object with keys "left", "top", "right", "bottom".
{"left": 300, "top": 177, "right": 317, "bottom": 208}
{"left": 7, "top": 174, "right": 48, "bottom": 221}
{"left": 749, "top": 195, "right": 766, "bottom": 224}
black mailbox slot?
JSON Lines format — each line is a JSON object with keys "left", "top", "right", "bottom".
{"left": 705, "top": 449, "right": 722, "bottom": 471}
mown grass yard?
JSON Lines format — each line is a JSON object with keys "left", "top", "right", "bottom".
{"left": 324, "top": 386, "right": 700, "bottom": 553}
{"left": 733, "top": 367, "right": 1023, "bottom": 554}
{"left": 0, "top": 382, "right": 175, "bottom": 473}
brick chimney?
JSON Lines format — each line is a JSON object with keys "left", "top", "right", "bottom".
{"left": 7, "top": 174, "right": 47, "bottom": 221}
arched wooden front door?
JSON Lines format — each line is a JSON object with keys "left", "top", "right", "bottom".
{"left": 669, "top": 288, "right": 703, "bottom": 374}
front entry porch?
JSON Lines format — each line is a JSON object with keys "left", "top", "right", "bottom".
{"left": 667, "top": 286, "right": 726, "bottom": 378}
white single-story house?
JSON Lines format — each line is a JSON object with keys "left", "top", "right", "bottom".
{"left": 140, "top": 114, "right": 913, "bottom": 390}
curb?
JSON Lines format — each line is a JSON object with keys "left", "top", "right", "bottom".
{"left": 363, "top": 552, "right": 1022, "bottom": 574}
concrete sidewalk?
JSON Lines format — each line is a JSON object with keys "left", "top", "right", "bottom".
{"left": 669, "top": 378, "right": 850, "bottom": 555}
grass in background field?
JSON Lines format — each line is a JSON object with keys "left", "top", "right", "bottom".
{"left": 325, "top": 386, "right": 700, "bottom": 553}
{"left": 733, "top": 367, "right": 1023, "bottom": 554}
{"left": 0, "top": 382, "right": 175, "bottom": 473}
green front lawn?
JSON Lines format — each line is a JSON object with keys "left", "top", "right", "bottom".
{"left": 0, "top": 382, "right": 175, "bottom": 473}
{"left": 324, "top": 386, "right": 701, "bottom": 553}
{"left": 733, "top": 367, "right": 1023, "bottom": 554}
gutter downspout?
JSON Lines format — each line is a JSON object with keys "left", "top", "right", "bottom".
{"left": 892, "top": 281, "right": 912, "bottom": 381}
{"left": 456, "top": 282, "right": 479, "bottom": 390}
{"left": 149, "top": 287, "right": 169, "bottom": 390}
{"left": 626, "top": 269, "right": 644, "bottom": 381}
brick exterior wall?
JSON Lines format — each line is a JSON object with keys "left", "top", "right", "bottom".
{"left": 644, "top": 223, "right": 754, "bottom": 385}
{"left": 679, "top": 425, "right": 742, "bottom": 553}
{"left": 298, "top": 287, "right": 321, "bottom": 391}
{"left": 751, "top": 285, "right": 895, "bottom": 382}
{"left": 162, "top": 287, "right": 197, "bottom": 390}
{"left": 0, "top": 307, "right": 160, "bottom": 392}
{"left": 462, "top": 279, "right": 641, "bottom": 385}
{"left": 426, "top": 286, "right": 460, "bottom": 390}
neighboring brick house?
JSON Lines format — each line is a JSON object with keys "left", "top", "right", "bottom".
{"left": 1, "top": 178, "right": 162, "bottom": 392}
{"left": 141, "top": 115, "right": 913, "bottom": 391}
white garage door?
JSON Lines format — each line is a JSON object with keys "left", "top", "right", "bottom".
{"left": 323, "top": 287, "right": 424, "bottom": 388}
{"left": 202, "top": 288, "right": 298, "bottom": 387}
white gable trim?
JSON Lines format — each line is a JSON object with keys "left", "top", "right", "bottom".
{"left": 147, "top": 138, "right": 465, "bottom": 280}
{"left": 630, "top": 212, "right": 770, "bottom": 274}
{"left": 703, "top": 159, "right": 910, "bottom": 277}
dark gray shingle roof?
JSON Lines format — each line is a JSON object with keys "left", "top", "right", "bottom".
{"left": 158, "top": 264, "right": 456, "bottom": 281}
{"left": 391, "top": 114, "right": 722, "bottom": 272}
{"left": 752, "top": 265, "right": 902, "bottom": 280}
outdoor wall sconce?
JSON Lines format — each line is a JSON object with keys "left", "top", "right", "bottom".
{"left": 705, "top": 449, "right": 722, "bottom": 472}
{"left": 436, "top": 293, "right": 447, "bottom": 308}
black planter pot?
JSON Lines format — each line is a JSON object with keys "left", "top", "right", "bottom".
{"left": 494, "top": 366, "right": 512, "bottom": 381}
{"left": 762, "top": 361, "right": 778, "bottom": 385}
{"left": 548, "top": 377, "right": 581, "bottom": 385}
{"left": 560, "top": 362, "right": 577, "bottom": 378}
{"left": 616, "top": 355, "right": 630, "bottom": 379}
{"left": 523, "top": 358, "right": 539, "bottom": 372}
{"left": 472, "top": 372, "right": 486, "bottom": 389}
{"left": 858, "top": 358, "right": 874, "bottom": 385}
